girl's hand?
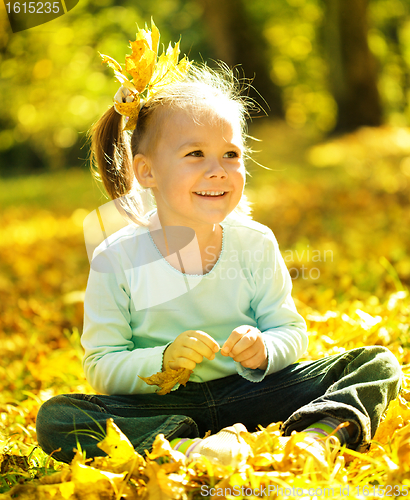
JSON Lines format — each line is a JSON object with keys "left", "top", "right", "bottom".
{"left": 221, "top": 325, "right": 268, "bottom": 371}
{"left": 163, "top": 330, "right": 220, "bottom": 371}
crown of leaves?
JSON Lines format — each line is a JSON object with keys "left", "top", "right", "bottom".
{"left": 100, "top": 20, "right": 192, "bottom": 131}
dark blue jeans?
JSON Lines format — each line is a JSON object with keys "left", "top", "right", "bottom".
{"left": 36, "top": 346, "right": 402, "bottom": 463}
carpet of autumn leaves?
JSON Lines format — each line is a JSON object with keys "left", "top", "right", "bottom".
{"left": 1, "top": 124, "right": 410, "bottom": 499}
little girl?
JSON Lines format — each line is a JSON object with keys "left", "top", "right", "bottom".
{"left": 36, "top": 25, "right": 401, "bottom": 466}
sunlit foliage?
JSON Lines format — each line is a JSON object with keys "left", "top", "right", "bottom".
{"left": 249, "top": 0, "right": 410, "bottom": 131}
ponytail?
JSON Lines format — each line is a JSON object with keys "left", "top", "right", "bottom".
{"left": 89, "top": 106, "right": 151, "bottom": 226}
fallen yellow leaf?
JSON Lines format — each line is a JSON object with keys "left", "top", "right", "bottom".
{"left": 97, "top": 418, "right": 141, "bottom": 466}
{"left": 139, "top": 367, "right": 192, "bottom": 395}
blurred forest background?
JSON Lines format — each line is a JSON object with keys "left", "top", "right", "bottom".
{"left": 1, "top": 0, "right": 410, "bottom": 493}
{"left": 1, "top": 0, "right": 410, "bottom": 173}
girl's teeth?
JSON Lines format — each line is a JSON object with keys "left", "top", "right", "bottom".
{"left": 196, "top": 191, "right": 225, "bottom": 196}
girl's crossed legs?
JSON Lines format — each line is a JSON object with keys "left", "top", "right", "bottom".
{"left": 36, "top": 345, "right": 401, "bottom": 464}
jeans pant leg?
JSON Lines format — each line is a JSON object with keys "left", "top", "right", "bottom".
{"left": 280, "top": 345, "right": 402, "bottom": 451}
{"left": 36, "top": 393, "right": 200, "bottom": 464}
{"left": 206, "top": 346, "right": 401, "bottom": 453}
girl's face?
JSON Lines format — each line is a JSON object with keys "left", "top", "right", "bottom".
{"left": 138, "top": 107, "right": 246, "bottom": 231}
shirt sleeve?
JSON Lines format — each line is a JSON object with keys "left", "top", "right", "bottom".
{"left": 81, "top": 263, "right": 168, "bottom": 395}
{"left": 236, "top": 228, "right": 308, "bottom": 383}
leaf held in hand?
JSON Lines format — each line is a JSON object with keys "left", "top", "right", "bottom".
{"left": 139, "top": 367, "right": 192, "bottom": 395}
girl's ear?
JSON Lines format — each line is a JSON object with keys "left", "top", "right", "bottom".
{"left": 133, "top": 154, "right": 156, "bottom": 188}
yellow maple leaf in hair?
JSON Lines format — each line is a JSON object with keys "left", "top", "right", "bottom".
{"left": 150, "top": 21, "right": 160, "bottom": 56}
{"left": 100, "top": 19, "right": 191, "bottom": 130}
{"left": 100, "top": 20, "right": 159, "bottom": 96}
{"left": 147, "top": 42, "right": 192, "bottom": 98}
{"left": 114, "top": 99, "right": 140, "bottom": 131}
{"left": 126, "top": 39, "right": 157, "bottom": 93}
{"left": 125, "top": 19, "right": 160, "bottom": 93}
{"left": 99, "top": 54, "right": 122, "bottom": 74}
{"left": 99, "top": 54, "right": 135, "bottom": 91}
{"left": 149, "top": 43, "right": 179, "bottom": 85}
{"left": 135, "top": 18, "right": 160, "bottom": 54}
{"left": 176, "top": 56, "right": 191, "bottom": 76}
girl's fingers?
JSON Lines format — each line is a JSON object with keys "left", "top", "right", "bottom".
{"left": 178, "top": 346, "right": 204, "bottom": 364}
{"left": 231, "top": 333, "right": 257, "bottom": 356}
{"left": 237, "top": 353, "right": 264, "bottom": 370}
{"left": 222, "top": 326, "right": 254, "bottom": 356}
{"left": 186, "top": 342, "right": 216, "bottom": 362}
{"left": 165, "top": 330, "right": 219, "bottom": 370}
{"left": 168, "top": 357, "right": 197, "bottom": 371}
{"left": 230, "top": 343, "right": 259, "bottom": 363}
{"left": 184, "top": 330, "right": 219, "bottom": 359}
{"left": 192, "top": 330, "right": 220, "bottom": 352}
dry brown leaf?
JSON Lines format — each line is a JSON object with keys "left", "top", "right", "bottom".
{"left": 139, "top": 367, "right": 192, "bottom": 395}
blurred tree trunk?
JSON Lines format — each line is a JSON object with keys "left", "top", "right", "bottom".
{"left": 323, "top": 0, "right": 382, "bottom": 132}
{"left": 198, "top": 0, "right": 283, "bottom": 118}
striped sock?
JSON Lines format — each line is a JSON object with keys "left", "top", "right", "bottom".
{"left": 303, "top": 417, "right": 350, "bottom": 445}
{"left": 169, "top": 437, "right": 202, "bottom": 456}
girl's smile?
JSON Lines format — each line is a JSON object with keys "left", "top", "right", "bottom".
{"left": 194, "top": 191, "right": 226, "bottom": 197}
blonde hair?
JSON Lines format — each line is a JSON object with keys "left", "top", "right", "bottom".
{"left": 89, "top": 63, "right": 254, "bottom": 226}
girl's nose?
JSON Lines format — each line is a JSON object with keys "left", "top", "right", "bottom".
{"left": 205, "top": 158, "right": 227, "bottom": 178}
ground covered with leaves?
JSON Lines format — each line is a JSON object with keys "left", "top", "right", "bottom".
{"left": 0, "top": 124, "right": 410, "bottom": 498}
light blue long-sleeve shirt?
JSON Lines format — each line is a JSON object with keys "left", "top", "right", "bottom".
{"left": 81, "top": 211, "right": 308, "bottom": 395}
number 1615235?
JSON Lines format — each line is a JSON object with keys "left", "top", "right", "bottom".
{"left": 6, "top": 2, "right": 60, "bottom": 14}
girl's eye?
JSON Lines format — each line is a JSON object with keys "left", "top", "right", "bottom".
{"left": 224, "top": 151, "right": 239, "bottom": 158}
{"left": 186, "top": 150, "right": 204, "bottom": 157}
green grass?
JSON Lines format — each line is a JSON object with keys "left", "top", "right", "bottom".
{"left": 0, "top": 168, "right": 107, "bottom": 213}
